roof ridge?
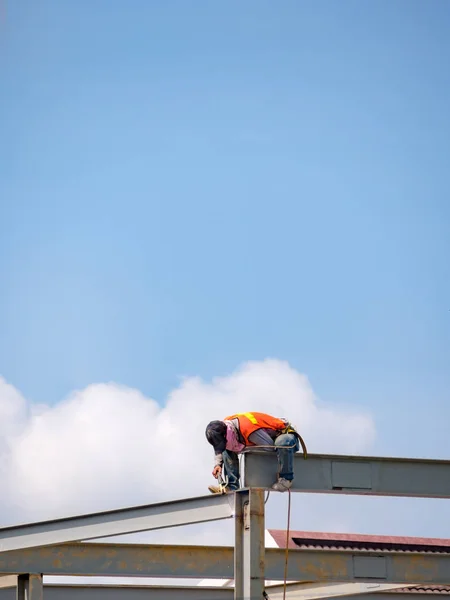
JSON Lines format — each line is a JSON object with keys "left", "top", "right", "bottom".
{"left": 267, "top": 529, "right": 450, "bottom": 546}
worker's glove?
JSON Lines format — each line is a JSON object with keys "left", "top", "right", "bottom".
{"left": 212, "top": 465, "right": 222, "bottom": 479}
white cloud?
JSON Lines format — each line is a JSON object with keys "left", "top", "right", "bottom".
{"left": 4, "top": 361, "right": 450, "bottom": 586}
{"left": 0, "top": 360, "right": 376, "bottom": 526}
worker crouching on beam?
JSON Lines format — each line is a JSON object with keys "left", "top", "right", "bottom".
{"left": 205, "top": 411, "right": 307, "bottom": 494}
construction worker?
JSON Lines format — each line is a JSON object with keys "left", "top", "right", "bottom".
{"left": 205, "top": 411, "right": 306, "bottom": 494}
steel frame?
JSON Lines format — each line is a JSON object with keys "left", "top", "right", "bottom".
{"left": 17, "top": 575, "right": 43, "bottom": 600}
{"left": 0, "top": 494, "right": 234, "bottom": 553}
{"left": 242, "top": 452, "right": 450, "bottom": 498}
{"left": 3, "top": 586, "right": 233, "bottom": 600}
{"left": 0, "top": 585, "right": 426, "bottom": 600}
{"left": 1, "top": 541, "right": 449, "bottom": 583}
{"left": 263, "top": 583, "right": 419, "bottom": 600}
{"left": 234, "top": 490, "right": 265, "bottom": 599}
{"left": 0, "top": 452, "right": 448, "bottom": 600}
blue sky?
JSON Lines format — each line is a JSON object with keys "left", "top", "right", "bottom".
{"left": 1, "top": 0, "right": 449, "bottom": 462}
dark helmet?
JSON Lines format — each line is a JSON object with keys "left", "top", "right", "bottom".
{"left": 205, "top": 420, "right": 227, "bottom": 453}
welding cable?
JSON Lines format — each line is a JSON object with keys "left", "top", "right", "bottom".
{"left": 283, "top": 488, "right": 292, "bottom": 600}
{"left": 239, "top": 433, "right": 308, "bottom": 459}
{"left": 261, "top": 488, "right": 292, "bottom": 600}
{"left": 296, "top": 433, "right": 308, "bottom": 460}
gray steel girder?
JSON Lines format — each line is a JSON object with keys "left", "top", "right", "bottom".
{"left": 0, "top": 543, "right": 449, "bottom": 583}
{"left": 0, "top": 494, "right": 234, "bottom": 553}
{"left": 243, "top": 452, "right": 450, "bottom": 498}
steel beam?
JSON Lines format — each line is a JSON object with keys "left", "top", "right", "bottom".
{"left": 234, "top": 489, "right": 265, "bottom": 600}
{"left": 1, "top": 543, "right": 450, "bottom": 583}
{"left": 0, "top": 588, "right": 443, "bottom": 600}
{"left": 242, "top": 452, "right": 450, "bottom": 498}
{"left": 265, "top": 582, "right": 418, "bottom": 600}
{"left": 274, "top": 549, "right": 450, "bottom": 584}
{"left": 17, "top": 576, "right": 43, "bottom": 600}
{"left": 0, "top": 543, "right": 233, "bottom": 579}
{"left": 0, "top": 578, "right": 16, "bottom": 590}
{"left": 0, "top": 494, "right": 234, "bottom": 553}
{"left": 1, "top": 586, "right": 233, "bottom": 600}
{"left": 324, "top": 595, "right": 445, "bottom": 600}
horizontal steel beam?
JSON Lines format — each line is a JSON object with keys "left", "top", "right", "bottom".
{"left": 265, "top": 582, "right": 418, "bottom": 600}
{"left": 0, "top": 586, "right": 233, "bottom": 600}
{"left": 0, "top": 578, "right": 16, "bottom": 589}
{"left": 0, "top": 543, "right": 232, "bottom": 578}
{"left": 0, "top": 588, "right": 438, "bottom": 600}
{"left": 1, "top": 543, "right": 450, "bottom": 583}
{"left": 0, "top": 494, "right": 234, "bottom": 553}
{"left": 243, "top": 452, "right": 450, "bottom": 498}
{"left": 325, "top": 595, "right": 441, "bottom": 600}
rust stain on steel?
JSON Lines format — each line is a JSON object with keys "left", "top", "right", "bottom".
{"left": 158, "top": 545, "right": 232, "bottom": 575}
{"left": 392, "top": 555, "right": 440, "bottom": 583}
{"left": 300, "top": 554, "right": 350, "bottom": 581}
{"left": 0, "top": 543, "right": 234, "bottom": 577}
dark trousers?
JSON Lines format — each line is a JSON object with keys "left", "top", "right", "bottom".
{"left": 222, "top": 433, "right": 300, "bottom": 490}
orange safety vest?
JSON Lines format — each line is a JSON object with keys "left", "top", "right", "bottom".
{"left": 224, "top": 412, "right": 286, "bottom": 446}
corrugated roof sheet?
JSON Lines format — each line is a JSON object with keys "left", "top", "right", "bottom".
{"left": 390, "top": 587, "right": 450, "bottom": 595}
{"left": 268, "top": 530, "right": 450, "bottom": 553}
{"left": 267, "top": 530, "right": 450, "bottom": 593}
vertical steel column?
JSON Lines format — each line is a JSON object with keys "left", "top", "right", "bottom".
{"left": 17, "top": 575, "right": 43, "bottom": 600}
{"left": 234, "top": 489, "right": 265, "bottom": 600}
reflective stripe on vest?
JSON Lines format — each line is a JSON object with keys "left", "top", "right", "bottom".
{"left": 224, "top": 412, "right": 286, "bottom": 446}
{"left": 243, "top": 412, "right": 258, "bottom": 424}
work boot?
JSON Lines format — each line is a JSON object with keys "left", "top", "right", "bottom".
{"left": 271, "top": 477, "right": 292, "bottom": 492}
{"left": 208, "top": 484, "right": 234, "bottom": 494}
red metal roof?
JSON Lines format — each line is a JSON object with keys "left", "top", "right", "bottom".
{"left": 390, "top": 588, "right": 450, "bottom": 595}
{"left": 268, "top": 530, "right": 450, "bottom": 552}
{"left": 267, "top": 530, "right": 450, "bottom": 594}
